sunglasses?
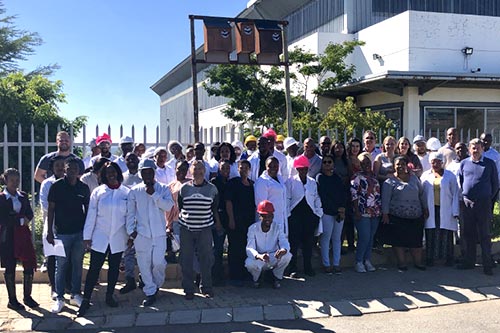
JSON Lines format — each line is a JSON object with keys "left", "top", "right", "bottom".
{"left": 322, "top": 160, "right": 333, "bottom": 164}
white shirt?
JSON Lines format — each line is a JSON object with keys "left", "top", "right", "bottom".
{"left": 285, "top": 155, "right": 298, "bottom": 179}
{"left": 483, "top": 147, "right": 500, "bottom": 182}
{"left": 40, "top": 175, "right": 57, "bottom": 213}
{"left": 246, "top": 221, "right": 290, "bottom": 259}
{"left": 80, "top": 172, "right": 100, "bottom": 194}
{"left": 126, "top": 182, "right": 174, "bottom": 239}
{"left": 115, "top": 156, "right": 128, "bottom": 173}
{"left": 254, "top": 171, "right": 287, "bottom": 231}
{"left": 286, "top": 175, "right": 323, "bottom": 218}
{"left": 122, "top": 171, "right": 142, "bottom": 188}
{"left": 155, "top": 165, "right": 173, "bottom": 185}
{"left": 418, "top": 153, "right": 431, "bottom": 173}
{"left": 84, "top": 184, "right": 130, "bottom": 254}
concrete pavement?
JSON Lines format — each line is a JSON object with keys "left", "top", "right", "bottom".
{"left": 1, "top": 251, "right": 500, "bottom": 332}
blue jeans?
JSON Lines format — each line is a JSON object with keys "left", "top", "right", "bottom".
{"left": 354, "top": 216, "right": 380, "bottom": 263}
{"left": 55, "top": 232, "right": 84, "bottom": 299}
{"left": 320, "top": 214, "right": 344, "bottom": 267}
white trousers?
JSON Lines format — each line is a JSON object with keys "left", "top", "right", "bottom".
{"left": 134, "top": 234, "right": 167, "bottom": 296}
{"left": 245, "top": 252, "right": 292, "bottom": 282}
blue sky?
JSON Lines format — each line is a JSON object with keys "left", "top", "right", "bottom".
{"left": 3, "top": 0, "right": 248, "bottom": 142}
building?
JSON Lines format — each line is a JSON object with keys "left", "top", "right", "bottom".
{"left": 151, "top": 0, "right": 500, "bottom": 144}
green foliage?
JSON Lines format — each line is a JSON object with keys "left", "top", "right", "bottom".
{"left": 203, "top": 40, "right": 365, "bottom": 136}
{"left": 203, "top": 64, "right": 287, "bottom": 131}
{"left": 320, "top": 97, "right": 393, "bottom": 138}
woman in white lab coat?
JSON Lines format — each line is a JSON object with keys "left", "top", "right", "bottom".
{"left": 77, "top": 161, "right": 130, "bottom": 317}
{"left": 421, "top": 152, "right": 459, "bottom": 266}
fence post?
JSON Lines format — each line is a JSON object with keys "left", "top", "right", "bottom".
{"left": 3, "top": 124, "right": 8, "bottom": 170}
{"left": 17, "top": 124, "right": 22, "bottom": 189}
{"left": 30, "top": 124, "right": 36, "bottom": 241}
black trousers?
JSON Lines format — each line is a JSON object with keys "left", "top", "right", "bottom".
{"left": 83, "top": 247, "right": 122, "bottom": 300}
{"left": 227, "top": 228, "right": 249, "bottom": 281}
{"left": 288, "top": 209, "right": 319, "bottom": 272}
{"left": 462, "top": 199, "right": 493, "bottom": 268}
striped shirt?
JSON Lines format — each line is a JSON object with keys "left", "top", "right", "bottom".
{"left": 178, "top": 180, "right": 219, "bottom": 230}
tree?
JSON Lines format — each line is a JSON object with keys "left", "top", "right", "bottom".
{"left": 0, "top": 2, "right": 86, "bottom": 191}
{"left": 203, "top": 63, "right": 287, "bottom": 131}
{"left": 319, "top": 97, "right": 393, "bottom": 138}
{"left": 203, "top": 40, "right": 366, "bottom": 136}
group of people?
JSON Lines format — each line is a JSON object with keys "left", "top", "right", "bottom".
{"left": 0, "top": 127, "right": 498, "bottom": 318}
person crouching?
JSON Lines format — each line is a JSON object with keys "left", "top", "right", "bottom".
{"left": 245, "top": 200, "right": 291, "bottom": 289}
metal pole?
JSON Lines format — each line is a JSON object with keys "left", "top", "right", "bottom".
{"left": 190, "top": 15, "right": 200, "bottom": 142}
{"left": 282, "top": 23, "right": 293, "bottom": 137}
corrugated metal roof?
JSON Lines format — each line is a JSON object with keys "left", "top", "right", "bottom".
{"left": 150, "top": 0, "right": 310, "bottom": 97}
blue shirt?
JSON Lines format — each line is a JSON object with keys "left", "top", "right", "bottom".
{"left": 459, "top": 156, "right": 499, "bottom": 201}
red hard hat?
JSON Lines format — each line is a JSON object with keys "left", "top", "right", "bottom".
{"left": 257, "top": 200, "right": 275, "bottom": 215}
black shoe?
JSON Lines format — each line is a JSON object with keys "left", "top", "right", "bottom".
{"left": 23, "top": 296, "right": 39, "bottom": 308}
{"left": 7, "top": 300, "right": 25, "bottom": 311}
{"left": 185, "top": 292, "right": 195, "bottom": 300}
{"left": 142, "top": 295, "right": 156, "bottom": 307}
{"left": 484, "top": 266, "right": 494, "bottom": 276}
{"left": 119, "top": 278, "right": 137, "bottom": 294}
{"left": 77, "top": 299, "right": 90, "bottom": 317}
{"left": 397, "top": 266, "right": 408, "bottom": 271}
{"left": 273, "top": 279, "right": 281, "bottom": 289}
{"left": 105, "top": 294, "right": 118, "bottom": 308}
{"left": 414, "top": 264, "right": 426, "bottom": 271}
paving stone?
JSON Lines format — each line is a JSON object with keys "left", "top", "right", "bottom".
{"left": 351, "top": 299, "right": 391, "bottom": 314}
{"left": 35, "top": 317, "right": 72, "bottom": 331}
{"left": 403, "top": 291, "right": 458, "bottom": 308}
{"left": 69, "top": 316, "right": 105, "bottom": 330}
{"left": 201, "top": 308, "right": 233, "bottom": 323}
{"left": 135, "top": 312, "right": 168, "bottom": 326}
{"left": 11, "top": 318, "right": 40, "bottom": 331}
{"left": 441, "top": 289, "right": 487, "bottom": 303}
{"left": 380, "top": 296, "right": 418, "bottom": 311}
{"left": 293, "top": 301, "right": 330, "bottom": 319}
{"left": 102, "top": 313, "right": 136, "bottom": 328}
{"left": 233, "top": 306, "right": 264, "bottom": 322}
{"left": 478, "top": 286, "right": 500, "bottom": 299}
{"left": 263, "top": 304, "right": 296, "bottom": 321}
{"left": 169, "top": 310, "right": 201, "bottom": 324}
{"left": 327, "top": 301, "right": 362, "bottom": 317}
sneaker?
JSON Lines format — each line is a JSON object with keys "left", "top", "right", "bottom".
{"left": 355, "top": 262, "right": 367, "bottom": 273}
{"left": 142, "top": 295, "right": 156, "bottom": 307}
{"left": 364, "top": 260, "right": 376, "bottom": 272}
{"left": 332, "top": 266, "right": 342, "bottom": 275}
{"left": 51, "top": 291, "right": 58, "bottom": 301}
{"left": 51, "top": 299, "right": 65, "bottom": 313}
{"left": 70, "top": 294, "right": 83, "bottom": 307}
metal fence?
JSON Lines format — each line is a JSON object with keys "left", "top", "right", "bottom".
{"left": 1, "top": 122, "right": 496, "bottom": 241}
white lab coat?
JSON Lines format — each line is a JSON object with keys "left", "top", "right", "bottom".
{"left": 421, "top": 169, "right": 460, "bottom": 231}
{"left": 254, "top": 171, "right": 287, "bottom": 234}
{"left": 286, "top": 175, "right": 323, "bottom": 218}
{"left": 83, "top": 184, "right": 130, "bottom": 254}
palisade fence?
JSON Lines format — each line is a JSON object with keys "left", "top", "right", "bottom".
{"left": 0, "top": 122, "right": 494, "bottom": 241}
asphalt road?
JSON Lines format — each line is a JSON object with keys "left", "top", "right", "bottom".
{"left": 52, "top": 298, "right": 500, "bottom": 333}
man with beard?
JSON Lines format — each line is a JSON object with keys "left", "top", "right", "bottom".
{"left": 115, "top": 136, "right": 134, "bottom": 173}
{"left": 89, "top": 133, "right": 117, "bottom": 167}
{"left": 34, "top": 131, "right": 85, "bottom": 183}
{"left": 319, "top": 136, "right": 332, "bottom": 157}
{"left": 413, "top": 135, "right": 431, "bottom": 173}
